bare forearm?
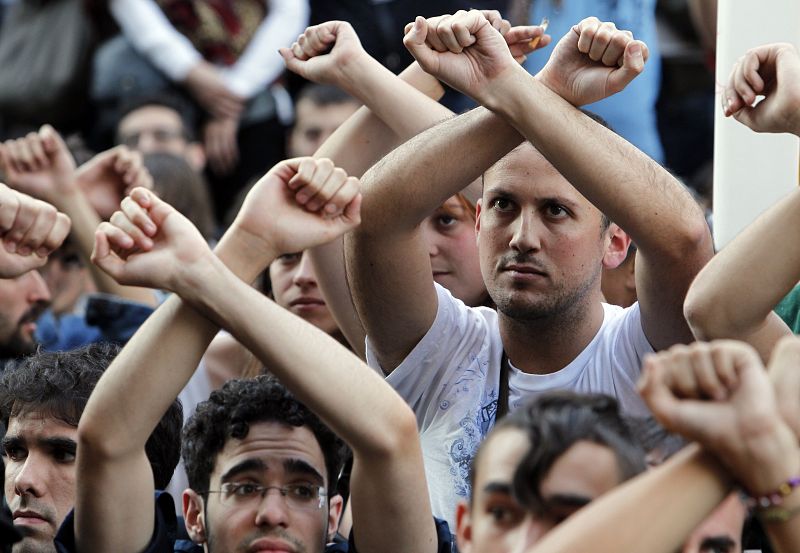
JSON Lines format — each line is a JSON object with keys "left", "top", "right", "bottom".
{"left": 530, "top": 446, "right": 731, "bottom": 553}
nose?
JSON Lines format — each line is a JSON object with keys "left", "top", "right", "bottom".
{"left": 13, "top": 455, "right": 46, "bottom": 498}
{"left": 420, "top": 223, "right": 441, "bottom": 257}
{"left": 508, "top": 515, "right": 553, "bottom": 553}
{"left": 24, "top": 271, "right": 51, "bottom": 306}
{"left": 253, "top": 488, "right": 291, "bottom": 528}
{"left": 508, "top": 211, "right": 541, "bottom": 254}
{"left": 291, "top": 252, "right": 317, "bottom": 288}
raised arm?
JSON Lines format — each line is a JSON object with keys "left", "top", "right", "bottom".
{"left": 0, "top": 127, "right": 157, "bottom": 306}
{"left": 684, "top": 43, "right": 800, "bottom": 361}
{"left": 523, "top": 338, "right": 800, "bottom": 553}
{"left": 91, "top": 165, "right": 440, "bottom": 553}
{"left": 74, "top": 157, "right": 352, "bottom": 553}
{"left": 406, "top": 11, "right": 713, "bottom": 351}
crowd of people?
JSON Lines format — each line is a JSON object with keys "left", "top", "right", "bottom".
{"left": 0, "top": 2, "right": 795, "bottom": 553}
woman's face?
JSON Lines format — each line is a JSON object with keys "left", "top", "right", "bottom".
{"left": 421, "top": 195, "right": 486, "bottom": 307}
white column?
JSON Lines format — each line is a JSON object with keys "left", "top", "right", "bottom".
{"left": 713, "top": 0, "right": 800, "bottom": 249}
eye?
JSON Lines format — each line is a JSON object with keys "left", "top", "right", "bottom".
{"left": 225, "top": 482, "right": 261, "bottom": 498}
{"left": 544, "top": 203, "right": 569, "bottom": 218}
{"left": 278, "top": 253, "right": 302, "bottom": 265}
{"left": 287, "top": 483, "right": 317, "bottom": 501}
{"left": 2, "top": 445, "right": 26, "bottom": 462}
{"left": 50, "top": 448, "right": 76, "bottom": 463}
{"left": 437, "top": 214, "right": 456, "bottom": 227}
{"left": 490, "top": 197, "right": 515, "bottom": 212}
{"left": 486, "top": 502, "right": 523, "bottom": 526}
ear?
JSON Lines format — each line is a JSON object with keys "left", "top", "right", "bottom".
{"left": 186, "top": 142, "right": 207, "bottom": 172}
{"left": 623, "top": 250, "right": 636, "bottom": 291}
{"left": 601, "top": 223, "right": 631, "bottom": 270}
{"left": 455, "top": 500, "right": 474, "bottom": 553}
{"left": 183, "top": 489, "right": 207, "bottom": 544}
{"left": 327, "top": 493, "right": 345, "bottom": 541}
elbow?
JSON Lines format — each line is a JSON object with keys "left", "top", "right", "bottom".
{"left": 77, "top": 413, "right": 126, "bottom": 462}
{"left": 683, "top": 282, "right": 720, "bottom": 341}
{"left": 364, "top": 403, "right": 420, "bottom": 460}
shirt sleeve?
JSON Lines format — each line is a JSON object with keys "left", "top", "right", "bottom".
{"left": 219, "top": 0, "right": 310, "bottom": 98}
{"left": 109, "top": 0, "right": 202, "bottom": 82}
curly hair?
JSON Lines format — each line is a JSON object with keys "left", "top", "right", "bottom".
{"left": 468, "top": 391, "right": 646, "bottom": 509}
{"left": 182, "top": 375, "right": 347, "bottom": 495}
{"left": 0, "top": 342, "right": 183, "bottom": 489}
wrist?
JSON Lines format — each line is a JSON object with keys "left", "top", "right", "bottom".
{"left": 338, "top": 53, "right": 384, "bottom": 99}
{"left": 736, "top": 423, "right": 800, "bottom": 495}
{"left": 480, "top": 65, "right": 534, "bottom": 116}
{"left": 215, "top": 226, "right": 279, "bottom": 283}
{"left": 171, "top": 247, "right": 226, "bottom": 305}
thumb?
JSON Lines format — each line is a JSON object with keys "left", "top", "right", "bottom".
{"left": 39, "top": 124, "right": 69, "bottom": 158}
{"left": 607, "top": 40, "right": 646, "bottom": 94}
{"left": 341, "top": 191, "right": 362, "bottom": 227}
{"left": 403, "top": 17, "right": 437, "bottom": 70}
{"left": 91, "top": 228, "right": 125, "bottom": 280}
{"left": 280, "top": 47, "right": 306, "bottom": 77}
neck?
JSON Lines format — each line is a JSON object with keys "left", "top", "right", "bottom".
{"left": 498, "top": 296, "right": 605, "bottom": 375}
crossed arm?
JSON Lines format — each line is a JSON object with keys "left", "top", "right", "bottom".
{"left": 684, "top": 42, "right": 800, "bottom": 360}
{"left": 75, "top": 159, "right": 437, "bottom": 553}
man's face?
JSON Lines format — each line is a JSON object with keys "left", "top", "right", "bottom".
{"left": 476, "top": 145, "right": 609, "bottom": 321}
{"left": 186, "top": 421, "right": 339, "bottom": 553}
{"left": 269, "top": 252, "right": 339, "bottom": 337}
{"left": 457, "top": 429, "right": 621, "bottom": 553}
{"left": 117, "top": 106, "right": 190, "bottom": 158}
{"left": 0, "top": 271, "right": 50, "bottom": 358}
{"left": 288, "top": 99, "right": 359, "bottom": 157}
{"left": 3, "top": 412, "right": 78, "bottom": 553}
{"left": 421, "top": 195, "right": 485, "bottom": 307}
{"left": 681, "top": 493, "right": 746, "bottom": 553}
{"left": 39, "top": 248, "right": 91, "bottom": 317}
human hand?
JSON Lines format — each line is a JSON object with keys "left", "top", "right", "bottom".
{"left": 639, "top": 340, "right": 799, "bottom": 494}
{"left": 226, "top": 157, "right": 361, "bottom": 265}
{"left": 403, "top": 10, "right": 521, "bottom": 102}
{"left": 92, "top": 187, "right": 210, "bottom": 293}
{"left": 403, "top": 10, "right": 551, "bottom": 64}
{"left": 75, "top": 146, "right": 154, "bottom": 220}
{"left": 204, "top": 117, "right": 239, "bottom": 176}
{"left": 767, "top": 336, "right": 800, "bottom": 439}
{"left": 0, "top": 183, "right": 71, "bottom": 278}
{"left": 536, "top": 17, "right": 648, "bottom": 106}
{"left": 279, "top": 20, "right": 370, "bottom": 90}
{"left": 184, "top": 60, "right": 245, "bottom": 120}
{"left": 722, "top": 43, "right": 800, "bottom": 135}
{"left": 0, "top": 125, "right": 78, "bottom": 204}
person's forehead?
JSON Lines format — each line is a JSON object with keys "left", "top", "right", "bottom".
{"left": 539, "top": 441, "right": 620, "bottom": 500}
{"left": 294, "top": 100, "right": 359, "bottom": 129}
{"left": 484, "top": 145, "right": 586, "bottom": 204}
{"left": 474, "top": 428, "right": 530, "bottom": 495}
{"left": 119, "top": 105, "right": 184, "bottom": 133}
{"left": 6, "top": 411, "right": 77, "bottom": 441}
{"left": 211, "top": 421, "right": 327, "bottom": 484}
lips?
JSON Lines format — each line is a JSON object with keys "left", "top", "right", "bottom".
{"left": 12, "top": 510, "right": 49, "bottom": 526}
{"left": 288, "top": 297, "right": 325, "bottom": 308}
{"left": 501, "top": 263, "right": 547, "bottom": 276}
{"left": 248, "top": 538, "right": 295, "bottom": 553}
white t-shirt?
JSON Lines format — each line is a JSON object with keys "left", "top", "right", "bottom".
{"left": 366, "top": 284, "right": 654, "bottom": 531}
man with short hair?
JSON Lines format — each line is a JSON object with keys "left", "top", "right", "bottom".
{"left": 0, "top": 342, "right": 183, "bottom": 553}
{"left": 456, "top": 392, "right": 647, "bottom": 553}
{"left": 345, "top": 12, "right": 712, "bottom": 528}
{"left": 288, "top": 84, "right": 360, "bottom": 158}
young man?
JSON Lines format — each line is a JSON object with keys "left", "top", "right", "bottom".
{"left": 456, "top": 391, "right": 646, "bottom": 553}
{"left": 344, "top": 12, "right": 712, "bottom": 526}
{"left": 68, "top": 157, "right": 447, "bottom": 553}
{"left": 0, "top": 343, "right": 182, "bottom": 553}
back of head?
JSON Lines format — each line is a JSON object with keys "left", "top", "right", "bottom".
{"left": 182, "top": 375, "right": 347, "bottom": 494}
{"left": 0, "top": 343, "right": 183, "bottom": 489}
{"left": 497, "top": 391, "right": 646, "bottom": 512}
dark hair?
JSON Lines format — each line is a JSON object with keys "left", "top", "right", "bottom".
{"left": 469, "top": 392, "right": 646, "bottom": 510}
{"left": 182, "top": 375, "right": 347, "bottom": 495}
{"left": 144, "top": 152, "right": 217, "bottom": 239}
{"left": 0, "top": 343, "right": 183, "bottom": 489}
{"left": 295, "top": 83, "right": 358, "bottom": 109}
{"left": 115, "top": 92, "right": 198, "bottom": 142}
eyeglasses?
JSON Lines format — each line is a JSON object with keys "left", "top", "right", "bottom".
{"left": 203, "top": 482, "right": 328, "bottom": 510}
{"left": 118, "top": 128, "right": 187, "bottom": 148}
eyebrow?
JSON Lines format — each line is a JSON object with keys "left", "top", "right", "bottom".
{"left": 220, "top": 458, "right": 268, "bottom": 483}
{"left": 699, "top": 536, "right": 735, "bottom": 550}
{"left": 482, "top": 482, "right": 514, "bottom": 496}
{"left": 538, "top": 196, "right": 581, "bottom": 210}
{"left": 284, "top": 458, "right": 324, "bottom": 485}
{"left": 542, "top": 493, "right": 593, "bottom": 509}
{"left": 1, "top": 435, "right": 77, "bottom": 451}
